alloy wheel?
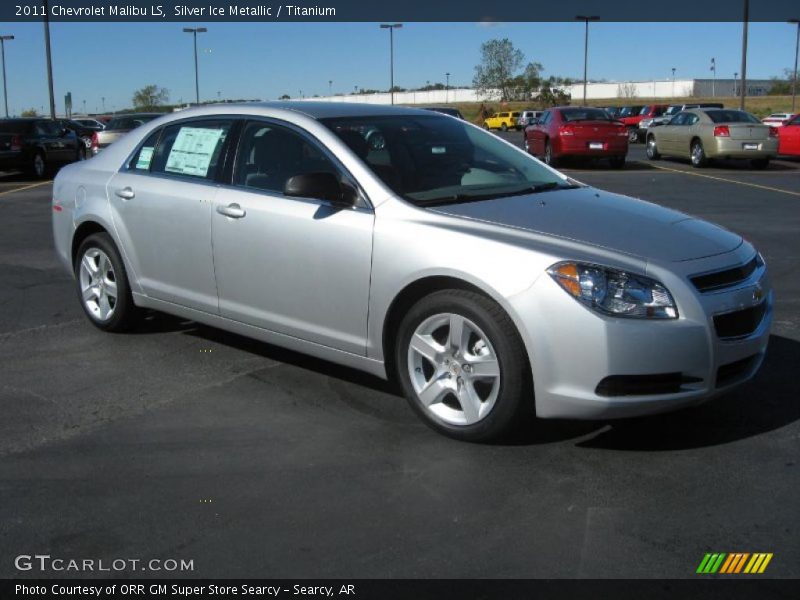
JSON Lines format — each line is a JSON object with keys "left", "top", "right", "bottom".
{"left": 407, "top": 312, "right": 501, "bottom": 426}
{"left": 33, "top": 154, "right": 45, "bottom": 178}
{"left": 78, "top": 248, "right": 118, "bottom": 322}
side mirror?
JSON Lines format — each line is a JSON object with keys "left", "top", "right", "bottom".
{"left": 284, "top": 172, "right": 353, "bottom": 206}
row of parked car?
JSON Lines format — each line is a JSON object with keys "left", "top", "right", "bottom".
{"left": 483, "top": 104, "right": 800, "bottom": 169}
{"left": 0, "top": 113, "right": 162, "bottom": 178}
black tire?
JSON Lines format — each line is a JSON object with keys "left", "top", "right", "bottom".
{"left": 646, "top": 135, "right": 660, "bottom": 160}
{"left": 609, "top": 155, "right": 626, "bottom": 169}
{"left": 29, "top": 151, "right": 47, "bottom": 179}
{"left": 394, "top": 289, "right": 532, "bottom": 442}
{"left": 500, "top": 123, "right": 508, "bottom": 132}
{"left": 690, "top": 139, "right": 708, "bottom": 168}
{"left": 544, "top": 140, "right": 558, "bottom": 167}
{"left": 750, "top": 158, "right": 770, "bottom": 170}
{"left": 74, "top": 233, "right": 140, "bottom": 332}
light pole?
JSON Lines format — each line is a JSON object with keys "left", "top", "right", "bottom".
{"left": 101, "top": 96, "right": 105, "bottom": 113}
{"left": 445, "top": 72, "right": 450, "bottom": 103}
{"left": 575, "top": 15, "right": 599, "bottom": 105}
{"left": 710, "top": 57, "right": 716, "bottom": 97}
{"left": 0, "top": 35, "right": 13, "bottom": 118}
{"left": 734, "top": 72, "right": 738, "bottom": 96}
{"left": 739, "top": 0, "right": 749, "bottom": 110}
{"left": 671, "top": 67, "right": 676, "bottom": 98}
{"left": 380, "top": 23, "right": 402, "bottom": 104}
{"left": 183, "top": 27, "right": 207, "bottom": 105}
{"left": 789, "top": 19, "right": 800, "bottom": 112}
{"left": 43, "top": 0, "right": 56, "bottom": 119}
{"left": 329, "top": 80, "right": 333, "bottom": 96}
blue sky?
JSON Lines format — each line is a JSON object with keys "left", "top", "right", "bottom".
{"left": 0, "top": 21, "right": 795, "bottom": 114}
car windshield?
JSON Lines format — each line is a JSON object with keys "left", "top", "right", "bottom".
{"left": 321, "top": 114, "right": 574, "bottom": 206}
{"left": 559, "top": 108, "right": 612, "bottom": 122}
{"left": 664, "top": 106, "right": 682, "bottom": 116}
{"left": 106, "top": 115, "right": 158, "bottom": 130}
{"left": 617, "top": 106, "right": 644, "bottom": 117}
{"left": 706, "top": 110, "right": 760, "bottom": 124}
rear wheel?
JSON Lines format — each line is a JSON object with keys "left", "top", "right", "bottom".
{"left": 500, "top": 123, "right": 508, "bottom": 132}
{"left": 30, "top": 152, "right": 47, "bottom": 179}
{"left": 395, "top": 290, "right": 532, "bottom": 442}
{"left": 690, "top": 140, "right": 708, "bottom": 168}
{"left": 75, "top": 233, "right": 140, "bottom": 332}
{"left": 544, "top": 140, "right": 558, "bottom": 167}
{"left": 609, "top": 156, "right": 626, "bottom": 169}
{"left": 750, "top": 158, "right": 770, "bottom": 170}
{"left": 646, "top": 136, "right": 660, "bottom": 160}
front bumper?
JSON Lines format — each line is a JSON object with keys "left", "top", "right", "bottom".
{"left": 508, "top": 246, "right": 772, "bottom": 419}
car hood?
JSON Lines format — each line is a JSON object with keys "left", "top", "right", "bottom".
{"left": 429, "top": 186, "right": 742, "bottom": 262}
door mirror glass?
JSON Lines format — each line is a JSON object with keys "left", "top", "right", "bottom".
{"left": 284, "top": 172, "right": 351, "bottom": 206}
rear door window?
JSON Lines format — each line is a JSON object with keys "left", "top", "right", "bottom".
{"left": 150, "top": 119, "right": 233, "bottom": 181}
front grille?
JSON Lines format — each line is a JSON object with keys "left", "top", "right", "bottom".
{"left": 690, "top": 255, "right": 760, "bottom": 293}
{"left": 713, "top": 302, "right": 767, "bottom": 339}
{"left": 716, "top": 355, "right": 757, "bottom": 388}
{"left": 595, "top": 373, "right": 702, "bottom": 397}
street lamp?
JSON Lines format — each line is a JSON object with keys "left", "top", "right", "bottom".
{"left": 0, "top": 35, "right": 13, "bottom": 118}
{"left": 183, "top": 27, "right": 207, "bottom": 105}
{"left": 671, "top": 67, "right": 676, "bottom": 98}
{"left": 101, "top": 96, "right": 105, "bottom": 113}
{"left": 379, "top": 23, "right": 402, "bottom": 105}
{"left": 734, "top": 72, "right": 738, "bottom": 96}
{"left": 575, "top": 15, "right": 599, "bottom": 105}
{"left": 329, "top": 80, "right": 333, "bottom": 96}
{"left": 445, "top": 72, "right": 450, "bottom": 103}
{"left": 789, "top": 19, "right": 800, "bottom": 112}
{"left": 710, "top": 57, "right": 716, "bottom": 97}
{"left": 739, "top": 0, "right": 749, "bottom": 110}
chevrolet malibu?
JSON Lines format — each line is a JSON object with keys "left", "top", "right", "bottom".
{"left": 52, "top": 103, "right": 773, "bottom": 441}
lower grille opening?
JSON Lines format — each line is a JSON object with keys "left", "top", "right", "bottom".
{"left": 714, "top": 302, "right": 767, "bottom": 340}
{"left": 716, "top": 355, "right": 757, "bottom": 388}
{"left": 595, "top": 373, "right": 703, "bottom": 397}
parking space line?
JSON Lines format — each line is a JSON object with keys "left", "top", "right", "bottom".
{"left": 645, "top": 164, "right": 800, "bottom": 197}
{"left": 0, "top": 180, "right": 53, "bottom": 197}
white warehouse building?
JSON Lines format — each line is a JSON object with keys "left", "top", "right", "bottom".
{"left": 296, "top": 79, "right": 776, "bottom": 105}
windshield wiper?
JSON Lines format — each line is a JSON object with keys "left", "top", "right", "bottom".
{"left": 417, "top": 182, "right": 581, "bottom": 206}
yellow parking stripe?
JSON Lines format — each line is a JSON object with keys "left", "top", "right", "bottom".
{"left": 0, "top": 180, "right": 53, "bottom": 197}
{"left": 646, "top": 163, "right": 800, "bottom": 198}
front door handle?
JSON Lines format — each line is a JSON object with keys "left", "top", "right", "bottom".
{"left": 216, "top": 203, "right": 246, "bottom": 219}
{"left": 115, "top": 187, "right": 135, "bottom": 200}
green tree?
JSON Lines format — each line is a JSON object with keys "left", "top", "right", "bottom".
{"left": 132, "top": 85, "right": 170, "bottom": 109}
{"left": 768, "top": 68, "right": 795, "bottom": 95}
{"left": 279, "top": 94, "right": 291, "bottom": 100}
{"left": 20, "top": 108, "right": 39, "bottom": 117}
{"left": 473, "top": 38, "right": 524, "bottom": 101}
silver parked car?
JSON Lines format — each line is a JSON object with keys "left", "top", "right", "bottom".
{"left": 52, "top": 103, "right": 772, "bottom": 441}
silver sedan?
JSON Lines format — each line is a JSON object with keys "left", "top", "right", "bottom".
{"left": 52, "top": 103, "right": 772, "bottom": 441}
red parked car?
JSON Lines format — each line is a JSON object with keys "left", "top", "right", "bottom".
{"left": 618, "top": 104, "right": 669, "bottom": 143}
{"left": 777, "top": 114, "right": 800, "bottom": 156}
{"left": 524, "top": 106, "right": 629, "bottom": 168}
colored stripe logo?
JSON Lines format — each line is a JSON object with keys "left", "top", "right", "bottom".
{"left": 697, "top": 553, "right": 773, "bottom": 574}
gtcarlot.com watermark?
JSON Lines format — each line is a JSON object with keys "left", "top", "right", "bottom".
{"left": 15, "top": 554, "right": 194, "bottom": 573}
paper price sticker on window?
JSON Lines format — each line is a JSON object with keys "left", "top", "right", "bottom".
{"left": 165, "top": 127, "right": 225, "bottom": 177}
{"left": 135, "top": 147, "right": 154, "bottom": 170}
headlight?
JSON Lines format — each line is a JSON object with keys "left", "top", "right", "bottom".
{"left": 547, "top": 261, "right": 678, "bottom": 319}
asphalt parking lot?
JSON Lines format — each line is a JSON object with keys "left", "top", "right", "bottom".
{"left": 1, "top": 143, "right": 799, "bottom": 579}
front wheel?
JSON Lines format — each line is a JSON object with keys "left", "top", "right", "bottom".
{"left": 628, "top": 128, "right": 639, "bottom": 143}
{"left": 395, "top": 290, "right": 532, "bottom": 442}
{"left": 30, "top": 152, "right": 47, "bottom": 179}
{"left": 75, "top": 233, "right": 140, "bottom": 332}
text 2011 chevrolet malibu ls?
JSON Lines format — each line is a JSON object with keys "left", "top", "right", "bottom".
{"left": 52, "top": 102, "right": 772, "bottom": 441}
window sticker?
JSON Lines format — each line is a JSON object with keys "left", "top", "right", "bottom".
{"left": 135, "top": 147, "right": 154, "bottom": 170}
{"left": 165, "top": 127, "right": 225, "bottom": 177}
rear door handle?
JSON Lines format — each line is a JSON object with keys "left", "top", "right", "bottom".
{"left": 115, "top": 187, "right": 135, "bottom": 200}
{"left": 216, "top": 203, "right": 246, "bottom": 219}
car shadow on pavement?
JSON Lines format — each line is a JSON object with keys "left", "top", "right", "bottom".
{"left": 560, "top": 158, "right": 657, "bottom": 172}
{"left": 658, "top": 156, "right": 798, "bottom": 172}
{"left": 573, "top": 334, "right": 799, "bottom": 451}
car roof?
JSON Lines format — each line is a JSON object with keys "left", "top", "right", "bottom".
{"left": 254, "top": 101, "right": 432, "bottom": 119}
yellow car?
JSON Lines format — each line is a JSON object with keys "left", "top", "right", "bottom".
{"left": 484, "top": 111, "right": 520, "bottom": 131}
